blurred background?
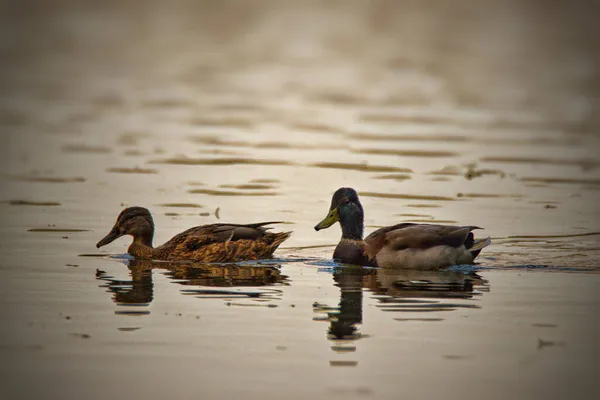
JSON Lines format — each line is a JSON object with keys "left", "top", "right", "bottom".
{"left": 1, "top": 1, "right": 599, "bottom": 399}
{"left": 1, "top": 0, "right": 599, "bottom": 265}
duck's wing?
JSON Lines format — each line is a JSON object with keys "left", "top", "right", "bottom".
{"left": 161, "top": 222, "right": 286, "bottom": 252}
{"left": 364, "top": 223, "right": 483, "bottom": 257}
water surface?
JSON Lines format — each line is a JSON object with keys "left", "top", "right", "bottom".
{"left": 1, "top": 1, "right": 599, "bottom": 399}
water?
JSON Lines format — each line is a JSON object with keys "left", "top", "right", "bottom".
{"left": 1, "top": 1, "right": 599, "bottom": 399}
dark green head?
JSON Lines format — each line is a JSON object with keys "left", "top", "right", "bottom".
{"left": 96, "top": 207, "right": 155, "bottom": 248}
{"left": 314, "top": 187, "right": 364, "bottom": 240}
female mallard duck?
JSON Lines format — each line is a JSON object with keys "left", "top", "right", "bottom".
{"left": 314, "top": 188, "right": 491, "bottom": 269}
{"left": 97, "top": 207, "right": 292, "bottom": 262}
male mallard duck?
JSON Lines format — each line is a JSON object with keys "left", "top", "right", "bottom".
{"left": 314, "top": 188, "right": 491, "bottom": 269}
{"left": 97, "top": 207, "right": 292, "bottom": 262}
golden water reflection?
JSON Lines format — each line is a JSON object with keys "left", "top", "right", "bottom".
{"left": 314, "top": 266, "right": 488, "bottom": 365}
{"left": 96, "top": 259, "right": 288, "bottom": 311}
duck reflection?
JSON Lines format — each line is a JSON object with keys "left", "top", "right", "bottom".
{"left": 96, "top": 259, "right": 288, "bottom": 311}
{"left": 324, "top": 265, "right": 366, "bottom": 340}
{"left": 315, "top": 267, "right": 489, "bottom": 342}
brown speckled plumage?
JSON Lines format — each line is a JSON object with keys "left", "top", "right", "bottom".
{"left": 97, "top": 207, "right": 292, "bottom": 262}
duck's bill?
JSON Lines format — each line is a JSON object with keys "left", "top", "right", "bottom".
{"left": 96, "top": 228, "right": 121, "bottom": 248}
{"left": 314, "top": 208, "right": 339, "bottom": 231}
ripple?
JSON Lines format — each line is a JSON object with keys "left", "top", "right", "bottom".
{"left": 204, "top": 103, "right": 264, "bottom": 112}
{"left": 151, "top": 157, "right": 294, "bottom": 166}
{"left": 480, "top": 156, "right": 600, "bottom": 169}
{"left": 309, "top": 92, "right": 367, "bottom": 105}
{"left": 117, "top": 132, "right": 149, "bottom": 146}
{"left": 254, "top": 141, "right": 338, "bottom": 150}
{"left": 189, "top": 136, "right": 250, "bottom": 147}
{"left": 14, "top": 176, "right": 86, "bottom": 183}
{"left": 378, "top": 304, "right": 479, "bottom": 312}
{"left": 375, "top": 173, "right": 413, "bottom": 182}
{"left": 394, "top": 318, "right": 444, "bottom": 322}
{"left": 28, "top": 228, "right": 89, "bottom": 232}
{"left": 156, "top": 203, "right": 204, "bottom": 208}
{"left": 499, "top": 232, "right": 600, "bottom": 240}
{"left": 62, "top": 144, "right": 112, "bottom": 154}
{"left": 250, "top": 179, "right": 281, "bottom": 184}
{"left": 189, "top": 116, "right": 255, "bottom": 128}
{"left": 197, "top": 149, "right": 246, "bottom": 156}
{"left": 123, "top": 150, "right": 145, "bottom": 156}
{"left": 220, "top": 184, "right": 277, "bottom": 190}
{"left": 519, "top": 177, "right": 600, "bottom": 185}
{"left": 106, "top": 167, "right": 158, "bottom": 174}
{"left": 359, "top": 192, "right": 456, "bottom": 201}
{"left": 358, "top": 113, "right": 457, "bottom": 125}
{"left": 532, "top": 323, "right": 558, "bottom": 328}
{"left": 189, "top": 188, "right": 278, "bottom": 196}
{"left": 349, "top": 133, "right": 469, "bottom": 142}
{"left": 190, "top": 135, "right": 333, "bottom": 150}
{"left": 331, "top": 345, "right": 357, "bottom": 353}
{"left": 352, "top": 148, "right": 459, "bottom": 157}
{"left": 310, "top": 162, "right": 412, "bottom": 173}
{"left": 429, "top": 166, "right": 461, "bottom": 176}
{"left": 7, "top": 200, "right": 61, "bottom": 206}
{"left": 457, "top": 192, "right": 524, "bottom": 199}
{"left": 114, "top": 310, "right": 151, "bottom": 316}
{"left": 142, "top": 99, "right": 195, "bottom": 109}
{"left": 290, "top": 122, "right": 344, "bottom": 134}
{"left": 401, "top": 219, "right": 458, "bottom": 224}
{"left": 329, "top": 361, "right": 358, "bottom": 367}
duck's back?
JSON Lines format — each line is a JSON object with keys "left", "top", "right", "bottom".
{"left": 363, "top": 223, "right": 489, "bottom": 269}
{"left": 156, "top": 222, "right": 291, "bottom": 262}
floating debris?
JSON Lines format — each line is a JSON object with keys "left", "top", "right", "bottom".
{"left": 464, "top": 164, "right": 506, "bottom": 180}
{"left": 69, "top": 333, "right": 91, "bottom": 339}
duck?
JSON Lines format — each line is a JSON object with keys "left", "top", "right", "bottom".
{"left": 96, "top": 207, "right": 292, "bottom": 262}
{"left": 314, "top": 188, "right": 491, "bottom": 269}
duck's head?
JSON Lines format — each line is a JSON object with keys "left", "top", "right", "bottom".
{"left": 314, "top": 187, "right": 364, "bottom": 239}
{"left": 96, "top": 207, "right": 155, "bottom": 248}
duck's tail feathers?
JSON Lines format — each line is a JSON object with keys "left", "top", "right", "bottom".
{"left": 270, "top": 231, "right": 293, "bottom": 249}
{"left": 469, "top": 236, "right": 491, "bottom": 259}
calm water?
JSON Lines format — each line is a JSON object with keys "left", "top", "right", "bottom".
{"left": 1, "top": 1, "right": 599, "bottom": 399}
